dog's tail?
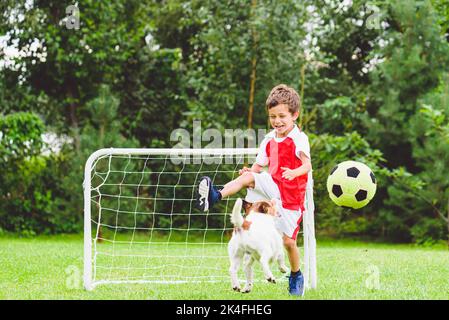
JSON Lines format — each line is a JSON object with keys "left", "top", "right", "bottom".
{"left": 230, "top": 198, "right": 244, "bottom": 227}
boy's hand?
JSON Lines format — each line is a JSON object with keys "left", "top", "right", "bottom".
{"left": 281, "top": 167, "right": 297, "bottom": 181}
{"left": 239, "top": 166, "right": 251, "bottom": 175}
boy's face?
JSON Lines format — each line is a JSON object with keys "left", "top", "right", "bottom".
{"left": 268, "top": 104, "right": 299, "bottom": 137}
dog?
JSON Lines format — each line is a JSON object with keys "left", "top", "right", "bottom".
{"left": 228, "top": 198, "right": 288, "bottom": 293}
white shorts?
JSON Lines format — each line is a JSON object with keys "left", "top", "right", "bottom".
{"left": 244, "top": 171, "right": 303, "bottom": 240}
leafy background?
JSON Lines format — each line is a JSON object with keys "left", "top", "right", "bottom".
{"left": 1, "top": 0, "right": 448, "bottom": 245}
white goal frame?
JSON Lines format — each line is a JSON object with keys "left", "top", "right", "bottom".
{"left": 83, "top": 148, "right": 317, "bottom": 291}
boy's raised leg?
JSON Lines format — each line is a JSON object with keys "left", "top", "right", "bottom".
{"left": 220, "top": 172, "right": 255, "bottom": 198}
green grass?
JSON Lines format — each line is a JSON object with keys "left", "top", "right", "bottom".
{"left": 1, "top": 234, "right": 448, "bottom": 300}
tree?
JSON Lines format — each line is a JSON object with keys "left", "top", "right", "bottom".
{"left": 183, "top": 0, "right": 308, "bottom": 133}
{"left": 409, "top": 81, "right": 449, "bottom": 244}
{"left": 0, "top": 0, "right": 151, "bottom": 148}
{"left": 365, "top": 0, "right": 449, "bottom": 241}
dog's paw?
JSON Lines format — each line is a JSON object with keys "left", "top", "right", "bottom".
{"left": 232, "top": 286, "right": 241, "bottom": 292}
{"left": 242, "top": 285, "right": 252, "bottom": 293}
{"left": 267, "top": 277, "right": 276, "bottom": 284}
{"left": 279, "top": 265, "right": 288, "bottom": 273}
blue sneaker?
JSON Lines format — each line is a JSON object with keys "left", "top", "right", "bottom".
{"left": 288, "top": 272, "right": 305, "bottom": 296}
{"left": 196, "top": 176, "right": 221, "bottom": 212}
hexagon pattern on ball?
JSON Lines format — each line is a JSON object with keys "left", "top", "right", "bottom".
{"left": 326, "top": 160, "right": 377, "bottom": 209}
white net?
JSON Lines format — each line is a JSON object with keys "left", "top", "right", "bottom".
{"left": 84, "top": 148, "right": 316, "bottom": 289}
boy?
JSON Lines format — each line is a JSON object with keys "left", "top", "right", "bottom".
{"left": 196, "top": 84, "right": 312, "bottom": 296}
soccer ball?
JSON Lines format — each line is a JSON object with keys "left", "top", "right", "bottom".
{"left": 326, "top": 160, "right": 377, "bottom": 209}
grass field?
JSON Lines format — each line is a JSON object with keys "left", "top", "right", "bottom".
{"left": 1, "top": 234, "right": 448, "bottom": 300}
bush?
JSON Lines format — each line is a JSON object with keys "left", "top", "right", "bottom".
{"left": 411, "top": 218, "right": 446, "bottom": 245}
{"left": 0, "top": 151, "right": 78, "bottom": 235}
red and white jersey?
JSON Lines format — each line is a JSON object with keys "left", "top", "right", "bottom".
{"left": 255, "top": 125, "right": 310, "bottom": 211}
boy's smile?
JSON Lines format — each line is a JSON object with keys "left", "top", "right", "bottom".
{"left": 268, "top": 104, "right": 299, "bottom": 138}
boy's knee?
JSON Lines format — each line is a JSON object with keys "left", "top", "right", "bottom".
{"left": 283, "top": 236, "right": 296, "bottom": 249}
{"left": 242, "top": 171, "right": 253, "bottom": 179}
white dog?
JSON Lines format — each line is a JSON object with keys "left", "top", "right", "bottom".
{"left": 228, "top": 198, "right": 288, "bottom": 293}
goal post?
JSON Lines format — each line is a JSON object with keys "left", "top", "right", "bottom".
{"left": 83, "top": 148, "right": 317, "bottom": 291}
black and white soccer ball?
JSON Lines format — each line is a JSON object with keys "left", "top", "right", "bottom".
{"left": 326, "top": 160, "right": 377, "bottom": 209}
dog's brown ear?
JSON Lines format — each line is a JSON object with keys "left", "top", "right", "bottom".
{"left": 242, "top": 199, "right": 252, "bottom": 214}
{"left": 259, "top": 202, "right": 270, "bottom": 214}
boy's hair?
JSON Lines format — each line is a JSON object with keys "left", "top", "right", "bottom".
{"left": 265, "top": 84, "right": 300, "bottom": 115}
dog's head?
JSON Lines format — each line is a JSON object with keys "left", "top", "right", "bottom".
{"left": 242, "top": 199, "right": 277, "bottom": 217}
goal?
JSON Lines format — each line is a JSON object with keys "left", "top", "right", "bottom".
{"left": 83, "top": 148, "right": 317, "bottom": 290}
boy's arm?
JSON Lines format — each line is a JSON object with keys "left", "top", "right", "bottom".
{"left": 281, "top": 151, "right": 312, "bottom": 181}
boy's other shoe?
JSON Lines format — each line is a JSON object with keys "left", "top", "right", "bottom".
{"left": 196, "top": 176, "right": 221, "bottom": 212}
{"left": 288, "top": 272, "right": 305, "bottom": 297}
